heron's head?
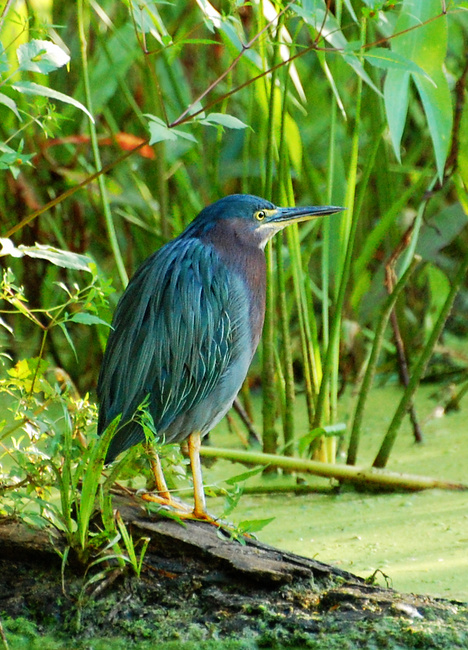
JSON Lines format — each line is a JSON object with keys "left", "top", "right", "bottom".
{"left": 185, "top": 194, "right": 344, "bottom": 249}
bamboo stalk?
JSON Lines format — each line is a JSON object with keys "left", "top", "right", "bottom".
{"left": 287, "top": 225, "right": 319, "bottom": 425}
{"left": 347, "top": 257, "right": 421, "bottom": 465}
{"left": 276, "top": 72, "right": 296, "bottom": 459}
{"left": 261, "top": 19, "right": 282, "bottom": 462}
{"left": 200, "top": 446, "right": 468, "bottom": 491}
{"left": 77, "top": 0, "right": 128, "bottom": 289}
{"left": 313, "top": 19, "right": 366, "bottom": 430}
{"left": 373, "top": 244, "right": 468, "bottom": 468}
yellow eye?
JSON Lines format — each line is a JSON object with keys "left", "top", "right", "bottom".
{"left": 255, "top": 210, "right": 266, "bottom": 221}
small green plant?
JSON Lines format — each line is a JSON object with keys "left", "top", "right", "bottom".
{"left": 0, "top": 244, "right": 151, "bottom": 574}
{"left": 115, "top": 511, "right": 150, "bottom": 578}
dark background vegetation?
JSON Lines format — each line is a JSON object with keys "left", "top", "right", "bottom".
{"left": 0, "top": 0, "right": 467, "bottom": 544}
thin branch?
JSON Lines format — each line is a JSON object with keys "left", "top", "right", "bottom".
{"left": 170, "top": 2, "right": 294, "bottom": 127}
{"left": 171, "top": 8, "right": 452, "bottom": 128}
{"left": 385, "top": 236, "right": 424, "bottom": 444}
{"left": 443, "top": 51, "right": 468, "bottom": 178}
{"left": 4, "top": 140, "right": 148, "bottom": 238}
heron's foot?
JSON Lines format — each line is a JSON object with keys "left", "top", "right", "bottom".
{"left": 181, "top": 508, "right": 222, "bottom": 526}
{"left": 140, "top": 491, "right": 192, "bottom": 514}
{"left": 142, "top": 495, "right": 221, "bottom": 526}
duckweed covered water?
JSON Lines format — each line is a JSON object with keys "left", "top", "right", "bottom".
{"left": 204, "top": 384, "right": 468, "bottom": 602}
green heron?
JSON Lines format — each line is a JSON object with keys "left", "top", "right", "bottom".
{"left": 97, "top": 194, "right": 343, "bottom": 519}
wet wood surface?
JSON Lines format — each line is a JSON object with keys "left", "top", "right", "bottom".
{"left": 1, "top": 501, "right": 466, "bottom": 646}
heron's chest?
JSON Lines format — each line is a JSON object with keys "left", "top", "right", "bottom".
{"left": 201, "top": 228, "right": 266, "bottom": 351}
{"left": 231, "top": 251, "right": 266, "bottom": 350}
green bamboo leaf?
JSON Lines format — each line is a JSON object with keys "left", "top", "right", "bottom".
{"left": 384, "top": 0, "right": 451, "bottom": 179}
{"left": 0, "top": 237, "right": 23, "bottom": 257}
{"left": 364, "top": 48, "right": 433, "bottom": 80}
{"left": 116, "top": 512, "right": 137, "bottom": 566}
{"left": 195, "top": 0, "right": 262, "bottom": 69}
{"left": 293, "top": 4, "right": 381, "bottom": 95}
{"left": 343, "top": 40, "right": 363, "bottom": 53}
{"left": 16, "top": 39, "right": 70, "bottom": 74}
{"left": 1, "top": 238, "right": 93, "bottom": 271}
{"left": 298, "top": 428, "right": 326, "bottom": 457}
{"left": 11, "top": 81, "right": 94, "bottom": 122}
{"left": 0, "top": 316, "right": 13, "bottom": 334}
{"left": 131, "top": 0, "right": 171, "bottom": 40}
{"left": 16, "top": 243, "right": 93, "bottom": 271}
{"left": 58, "top": 322, "right": 77, "bottom": 359}
{"left": 426, "top": 266, "right": 450, "bottom": 322}
{"left": 416, "top": 204, "right": 468, "bottom": 262}
{"left": 298, "top": 423, "right": 346, "bottom": 457}
{"left": 146, "top": 119, "right": 177, "bottom": 144}
{"left": 80, "top": 23, "right": 139, "bottom": 115}
{"left": 78, "top": 416, "right": 120, "bottom": 549}
{"left": 224, "top": 466, "right": 265, "bottom": 485}
{"left": 343, "top": 0, "right": 358, "bottom": 22}
{"left": 145, "top": 114, "right": 197, "bottom": 145}
{"left": 384, "top": 69, "right": 410, "bottom": 162}
{"left": 200, "top": 113, "right": 248, "bottom": 129}
{"left": 0, "top": 92, "right": 21, "bottom": 119}
{"left": 317, "top": 50, "right": 346, "bottom": 119}
{"left": 237, "top": 518, "right": 275, "bottom": 534}
{"left": 413, "top": 71, "right": 452, "bottom": 182}
{"left": 176, "top": 38, "right": 220, "bottom": 46}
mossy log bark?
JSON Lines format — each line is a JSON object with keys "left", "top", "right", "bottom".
{"left": 0, "top": 500, "right": 467, "bottom": 648}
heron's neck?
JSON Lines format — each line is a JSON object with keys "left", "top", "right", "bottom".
{"left": 200, "top": 221, "right": 266, "bottom": 349}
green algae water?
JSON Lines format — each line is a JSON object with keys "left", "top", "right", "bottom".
{"left": 204, "top": 384, "right": 468, "bottom": 602}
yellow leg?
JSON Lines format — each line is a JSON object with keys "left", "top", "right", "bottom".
{"left": 188, "top": 431, "right": 208, "bottom": 519}
{"left": 142, "top": 438, "right": 217, "bottom": 523}
{"left": 142, "top": 444, "right": 191, "bottom": 513}
{"left": 146, "top": 444, "right": 171, "bottom": 499}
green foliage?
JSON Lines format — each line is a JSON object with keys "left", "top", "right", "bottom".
{"left": 0, "top": 0, "right": 468, "bottom": 555}
{"left": 384, "top": 0, "right": 452, "bottom": 180}
{"left": 0, "top": 246, "right": 148, "bottom": 573}
{"left": 0, "top": 27, "right": 93, "bottom": 179}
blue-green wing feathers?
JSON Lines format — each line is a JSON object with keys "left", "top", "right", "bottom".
{"left": 97, "top": 237, "right": 239, "bottom": 461}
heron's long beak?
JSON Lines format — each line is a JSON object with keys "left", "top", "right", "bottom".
{"left": 267, "top": 204, "right": 345, "bottom": 226}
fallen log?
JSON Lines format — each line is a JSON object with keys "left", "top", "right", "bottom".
{"left": 0, "top": 501, "right": 467, "bottom": 648}
{"left": 200, "top": 446, "right": 468, "bottom": 491}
